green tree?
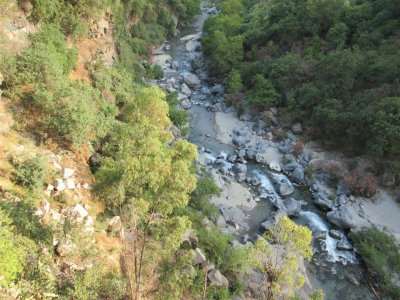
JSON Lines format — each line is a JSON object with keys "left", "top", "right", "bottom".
{"left": 253, "top": 216, "right": 312, "bottom": 300}
{"left": 245, "top": 75, "right": 279, "bottom": 107}
{"left": 226, "top": 69, "right": 243, "bottom": 93}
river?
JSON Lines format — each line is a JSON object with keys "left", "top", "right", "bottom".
{"left": 152, "top": 3, "right": 375, "bottom": 299}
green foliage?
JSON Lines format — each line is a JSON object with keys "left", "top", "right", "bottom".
{"left": 253, "top": 216, "right": 312, "bottom": 299}
{"left": 245, "top": 74, "right": 279, "bottom": 107}
{"left": 30, "top": 0, "right": 110, "bottom": 37}
{"left": 203, "top": 0, "right": 400, "bottom": 159}
{"left": 309, "top": 289, "right": 325, "bottom": 300}
{"left": 66, "top": 267, "right": 126, "bottom": 300}
{"left": 189, "top": 177, "right": 220, "bottom": 218}
{"left": 226, "top": 69, "right": 243, "bottom": 93}
{"left": 350, "top": 227, "right": 400, "bottom": 298}
{"left": 12, "top": 156, "right": 47, "bottom": 191}
{"left": 0, "top": 208, "right": 27, "bottom": 286}
{"left": 166, "top": 92, "right": 189, "bottom": 127}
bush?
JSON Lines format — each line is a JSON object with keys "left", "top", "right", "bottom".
{"left": 245, "top": 75, "right": 279, "bottom": 108}
{"left": 226, "top": 69, "right": 243, "bottom": 93}
{"left": 0, "top": 208, "right": 27, "bottom": 286}
{"left": 323, "top": 160, "right": 344, "bottom": 185}
{"left": 12, "top": 156, "right": 47, "bottom": 191}
{"left": 189, "top": 177, "right": 220, "bottom": 218}
{"left": 344, "top": 171, "right": 378, "bottom": 197}
{"left": 292, "top": 142, "right": 304, "bottom": 157}
{"left": 350, "top": 228, "right": 400, "bottom": 298}
{"left": 166, "top": 92, "right": 189, "bottom": 127}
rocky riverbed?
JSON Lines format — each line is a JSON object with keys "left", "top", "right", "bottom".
{"left": 149, "top": 2, "right": 400, "bottom": 299}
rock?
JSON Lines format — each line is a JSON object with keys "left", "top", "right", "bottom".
{"left": 290, "top": 167, "right": 305, "bottom": 183}
{"left": 264, "top": 111, "right": 278, "bottom": 125}
{"left": 250, "top": 177, "right": 261, "bottom": 186}
{"left": 41, "top": 199, "right": 50, "bottom": 213}
{"left": 327, "top": 207, "right": 355, "bottom": 229}
{"left": 309, "top": 159, "right": 325, "bottom": 170}
{"left": 183, "top": 73, "right": 200, "bottom": 88}
{"left": 291, "top": 122, "right": 303, "bottom": 134}
{"left": 181, "top": 83, "right": 191, "bottom": 96}
{"left": 208, "top": 270, "right": 229, "bottom": 287}
{"left": 219, "top": 166, "right": 230, "bottom": 175}
{"left": 336, "top": 241, "right": 353, "bottom": 251}
{"left": 260, "top": 210, "right": 286, "bottom": 231}
{"left": 211, "top": 84, "right": 224, "bottom": 94}
{"left": 84, "top": 216, "right": 94, "bottom": 234}
{"left": 219, "top": 205, "right": 246, "bottom": 229}
{"left": 237, "top": 149, "right": 246, "bottom": 158}
{"left": 253, "top": 119, "right": 266, "bottom": 132}
{"left": 107, "top": 216, "right": 123, "bottom": 237}
{"left": 246, "top": 148, "right": 257, "bottom": 161}
{"left": 284, "top": 162, "right": 299, "bottom": 172}
{"left": 329, "top": 229, "right": 342, "bottom": 240}
{"left": 233, "top": 163, "right": 247, "bottom": 174}
{"left": 266, "top": 132, "right": 273, "bottom": 140}
{"left": 278, "top": 144, "right": 291, "bottom": 154}
{"left": 183, "top": 229, "right": 198, "bottom": 246}
{"left": 65, "top": 178, "right": 76, "bottom": 190}
{"left": 62, "top": 168, "right": 75, "bottom": 179}
{"left": 382, "top": 172, "right": 396, "bottom": 187}
{"left": 236, "top": 173, "right": 246, "bottom": 183}
{"left": 232, "top": 136, "right": 250, "bottom": 147}
{"left": 336, "top": 180, "right": 351, "bottom": 196}
{"left": 239, "top": 114, "right": 252, "bottom": 121}
{"left": 178, "top": 93, "right": 188, "bottom": 101}
{"left": 82, "top": 183, "right": 90, "bottom": 190}
{"left": 228, "top": 155, "right": 237, "bottom": 163}
{"left": 193, "top": 248, "right": 206, "bottom": 265}
{"left": 271, "top": 176, "right": 294, "bottom": 197}
{"left": 180, "top": 99, "right": 192, "bottom": 110}
{"left": 269, "top": 161, "right": 281, "bottom": 172}
{"left": 201, "top": 86, "right": 211, "bottom": 95}
{"left": 70, "top": 204, "right": 89, "bottom": 221}
{"left": 282, "top": 198, "right": 302, "bottom": 216}
{"left": 314, "top": 230, "right": 327, "bottom": 240}
{"left": 313, "top": 193, "right": 333, "bottom": 211}
{"left": 54, "top": 179, "right": 66, "bottom": 191}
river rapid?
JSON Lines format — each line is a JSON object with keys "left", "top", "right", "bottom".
{"left": 151, "top": 3, "right": 375, "bottom": 299}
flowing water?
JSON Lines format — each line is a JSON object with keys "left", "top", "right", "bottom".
{"left": 157, "top": 3, "right": 375, "bottom": 299}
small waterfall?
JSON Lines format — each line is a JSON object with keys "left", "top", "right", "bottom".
{"left": 299, "top": 211, "right": 357, "bottom": 264}
{"left": 253, "top": 170, "right": 281, "bottom": 199}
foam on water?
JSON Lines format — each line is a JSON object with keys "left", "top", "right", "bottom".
{"left": 253, "top": 170, "right": 281, "bottom": 199}
{"left": 300, "top": 211, "right": 357, "bottom": 264}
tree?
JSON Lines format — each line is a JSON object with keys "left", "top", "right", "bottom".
{"left": 253, "top": 216, "right": 312, "bottom": 299}
{"left": 226, "top": 69, "right": 243, "bottom": 94}
{"left": 245, "top": 75, "right": 279, "bottom": 107}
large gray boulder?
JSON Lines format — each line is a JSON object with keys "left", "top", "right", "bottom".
{"left": 208, "top": 269, "right": 229, "bottom": 287}
{"left": 193, "top": 248, "right": 207, "bottom": 265}
{"left": 180, "top": 99, "right": 192, "bottom": 110}
{"left": 183, "top": 73, "right": 200, "bottom": 88}
{"left": 282, "top": 198, "right": 302, "bottom": 217}
{"left": 233, "top": 163, "right": 247, "bottom": 174}
{"left": 232, "top": 136, "right": 250, "bottom": 147}
{"left": 181, "top": 83, "right": 191, "bottom": 96}
{"left": 290, "top": 167, "right": 305, "bottom": 183}
{"left": 271, "top": 176, "right": 294, "bottom": 197}
{"left": 327, "top": 207, "right": 355, "bottom": 229}
{"left": 313, "top": 193, "right": 333, "bottom": 211}
{"left": 291, "top": 122, "right": 303, "bottom": 134}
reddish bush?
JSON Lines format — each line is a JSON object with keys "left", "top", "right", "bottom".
{"left": 324, "top": 161, "right": 344, "bottom": 181}
{"left": 292, "top": 142, "right": 304, "bottom": 156}
{"left": 344, "top": 171, "right": 378, "bottom": 197}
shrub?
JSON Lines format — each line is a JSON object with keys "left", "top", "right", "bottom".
{"left": 245, "top": 74, "right": 279, "bottom": 107}
{"left": 292, "top": 142, "right": 304, "bottom": 157}
{"left": 226, "top": 69, "right": 243, "bottom": 93}
{"left": 350, "top": 228, "right": 400, "bottom": 298}
{"left": 323, "top": 160, "right": 344, "bottom": 185}
{"left": 344, "top": 171, "right": 378, "bottom": 197}
{"left": 166, "top": 92, "right": 189, "bottom": 127}
{"left": 189, "top": 177, "right": 220, "bottom": 218}
{"left": 0, "top": 208, "right": 27, "bottom": 286}
{"left": 12, "top": 156, "right": 47, "bottom": 191}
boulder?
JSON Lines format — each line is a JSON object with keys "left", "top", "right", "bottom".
{"left": 236, "top": 173, "right": 246, "bottom": 183}
{"left": 54, "top": 179, "right": 66, "bottom": 191}
{"left": 178, "top": 93, "right": 188, "bottom": 101}
{"left": 232, "top": 136, "right": 250, "bottom": 147}
{"left": 329, "top": 229, "right": 342, "bottom": 240}
{"left": 309, "top": 159, "right": 324, "bottom": 170}
{"left": 264, "top": 111, "right": 278, "bottom": 125}
{"left": 291, "top": 122, "right": 303, "bottom": 135}
{"left": 211, "top": 84, "right": 224, "bottom": 94}
{"left": 193, "top": 248, "right": 206, "bottom": 265}
{"left": 201, "top": 86, "right": 211, "bottom": 95}
{"left": 282, "top": 198, "right": 302, "bottom": 217}
{"left": 327, "top": 207, "right": 355, "bottom": 229}
{"left": 290, "top": 167, "right": 305, "bottom": 183}
{"left": 219, "top": 205, "right": 246, "bottom": 228}
{"left": 237, "top": 149, "right": 246, "bottom": 158}
{"left": 181, "top": 83, "right": 191, "bottom": 96}
{"left": 284, "top": 162, "right": 299, "bottom": 172}
{"left": 246, "top": 148, "right": 257, "bottom": 161}
{"left": 65, "top": 178, "right": 76, "bottom": 190}
{"left": 336, "top": 241, "right": 353, "bottom": 251}
{"left": 62, "top": 168, "right": 75, "bottom": 179}
{"left": 180, "top": 99, "right": 192, "bottom": 110}
{"left": 313, "top": 193, "right": 333, "bottom": 211}
{"left": 271, "top": 176, "right": 294, "bottom": 197}
{"left": 208, "top": 270, "right": 229, "bottom": 287}
{"left": 183, "top": 229, "right": 198, "bottom": 246}
{"left": 253, "top": 119, "right": 266, "bottom": 132}
{"left": 70, "top": 204, "right": 89, "bottom": 221}
{"left": 183, "top": 73, "right": 200, "bottom": 88}
{"left": 233, "top": 163, "right": 247, "bottom": 174}
{"left": 228, "top": 155, "right": 237, "bottom": 163}
{"left": 269, "top": 161, "right": 281, "bottom": 172}
{"left": 314, "top": 230, "right": 327, "bottom": 240}
{"left": 278, "top": 144, "right": 291, "bottom": 154}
